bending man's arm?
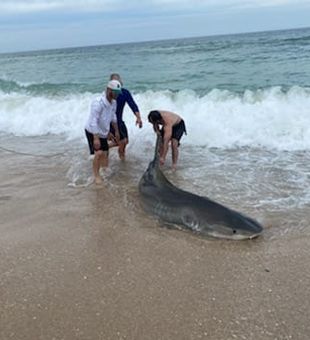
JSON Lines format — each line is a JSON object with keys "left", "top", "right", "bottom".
{"left": 160, "top": 125, "right": 172, "bottom": 166}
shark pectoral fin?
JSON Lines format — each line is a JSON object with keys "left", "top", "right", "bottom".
{"left": 182, "top": 214, "right": 200, "bottom": 231}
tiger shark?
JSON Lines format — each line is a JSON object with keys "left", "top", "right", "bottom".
{"left": 139, "top": 135, "right": 263, "bottom": 240}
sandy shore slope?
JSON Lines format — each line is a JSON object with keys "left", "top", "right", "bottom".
{"left": 1, "top": 150, "right": 310, "bottom": 340}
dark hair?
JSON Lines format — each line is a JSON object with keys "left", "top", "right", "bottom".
{"left": 110, "top": 73, "right": 121, "bottom": 80}
{"left": 148, "top": 110, "right": 162, "bottom": 123}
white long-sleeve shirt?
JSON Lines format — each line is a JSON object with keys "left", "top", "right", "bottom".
{"left": 85, "top": 93, "right": 117, "bottom": 138}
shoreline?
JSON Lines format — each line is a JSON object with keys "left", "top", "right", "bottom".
{"left": 1, "top": 150, "right": 310, "bottom": 340}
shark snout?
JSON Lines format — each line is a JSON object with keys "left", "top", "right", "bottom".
{"left": 239, "top": 215, "right": 263, "bottom": 234}
{"left": 200, "top": 214, "right": 263, "bottom": 240}
{"left": 230, "top": 216, "right": 263, "bottom": 240}
{"left": 206, "top": 225, "right": 262, "bottom": 240}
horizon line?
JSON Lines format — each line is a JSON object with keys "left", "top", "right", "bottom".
{"left": 1, "top": 25, "right": 309, "bottom": 56}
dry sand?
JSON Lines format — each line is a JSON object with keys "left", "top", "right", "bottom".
{"left": 1, "top": 150, "right": 310, "bottom": 340}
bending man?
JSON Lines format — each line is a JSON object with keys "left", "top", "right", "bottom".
{"left": 148, "top": 110, "right": 186, "bottom": 171}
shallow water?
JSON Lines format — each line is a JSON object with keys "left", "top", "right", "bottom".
{"left": 2, "top": 134, "right": 309, "bottom": 242}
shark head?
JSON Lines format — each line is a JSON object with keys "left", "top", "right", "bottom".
{"left": 204, "top": 218, "right": 263, "bottom": 240}
{"left": 181, "top": 206, "right": 263, "bottom": 240}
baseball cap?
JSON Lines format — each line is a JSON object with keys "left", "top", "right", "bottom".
{"left": 107, "top": 79, "right": 122, "bottom": 93}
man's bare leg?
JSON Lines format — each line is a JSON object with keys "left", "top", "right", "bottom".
{"left": 171, "top": 139, "right": 179, "bottom": 171}
{"left": 159, "top": 142, "right": 165, "bottom": 159}
{"left": 118, "top": 139, "right": 128, "bottom": 160}
{"left": 93, "top": 151, "right": 103, "bottom": 184}
{"left": 100, "top": 151, "right": 109, "bottom": 168}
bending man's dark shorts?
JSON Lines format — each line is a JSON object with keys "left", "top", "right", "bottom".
{"left": 85, "top": 129, "right": 108, "bottom": 154}
{"left": 110, "top": 121, "right": 128, "bottom": 141}
{"left": 161, "top": 119, "right": 187, "bottom": 146}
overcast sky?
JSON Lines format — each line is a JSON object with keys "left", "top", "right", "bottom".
{"left": 0, "top": 0, "right": 309, "bottom": 53}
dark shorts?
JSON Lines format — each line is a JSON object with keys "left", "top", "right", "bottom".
{"left": 161, "top": 119, "right": 187, "bottom": 146}
{"left": 85, "top": 129, "right": 108, "bottom": 154}
{"left": 110, "top": 121, "right": 128, "bottom": 141}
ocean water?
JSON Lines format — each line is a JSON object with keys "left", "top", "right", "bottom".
{"left": 1, "top": 27, "right": 310, "bottom": 239}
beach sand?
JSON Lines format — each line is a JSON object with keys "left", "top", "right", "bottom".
{"left": 1, "top": 149, "right": 310, "bottom": 340}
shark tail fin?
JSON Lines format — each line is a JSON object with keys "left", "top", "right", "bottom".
{"left": 153, "top": 133, "right": 162, "bottom": 168}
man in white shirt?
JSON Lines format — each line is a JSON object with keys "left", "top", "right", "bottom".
{"left": 85, "top": 80, "right": 121, "bottom": 184}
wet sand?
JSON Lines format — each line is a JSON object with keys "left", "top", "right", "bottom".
{"left": 1, "top": 150, "right": 310, "bottom": 340}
